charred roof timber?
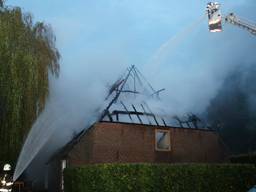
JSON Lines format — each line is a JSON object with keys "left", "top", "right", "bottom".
{"left": 99, "top": 65, "right": 167, "bottom": 126}
{"left": 98, "top": 65, "right": 209, "bottom": 130}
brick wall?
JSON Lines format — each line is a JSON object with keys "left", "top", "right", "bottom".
{"left": 67, "top": 122, "right": 227, "bottom": 166}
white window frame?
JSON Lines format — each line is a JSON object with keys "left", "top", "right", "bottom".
{"left": 155, "top": 129, "right": 171, "bottom": 151}
{"left": 61, "top": 159, "right": 67, "bottom": 191}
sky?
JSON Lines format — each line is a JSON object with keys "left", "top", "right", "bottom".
{"left": 7, "top": 1, "right": 256, "bottom": 112}
{"left": 9, "top": 0, "right": 256, "bottom": 182}
{"left": 7, "top": 0, "right": 254, "bottom": 68}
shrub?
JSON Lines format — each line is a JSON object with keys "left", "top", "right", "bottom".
{"left": 230, "top": 153, "right": 256, "bottom": 165}
{"left": 64, "top": 163, "right": 256, "bottom": 192}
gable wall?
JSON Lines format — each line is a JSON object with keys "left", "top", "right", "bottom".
{"left": 67, "top": 122, "right": 227, "bottom": 166}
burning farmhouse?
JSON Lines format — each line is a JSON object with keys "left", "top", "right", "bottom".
{"left": 46, "top": 66, "right": 227, "bottom": 192}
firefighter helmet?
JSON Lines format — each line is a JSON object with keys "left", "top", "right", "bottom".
{"left": 3, "top": 164, "right": 11, "bottom": 171}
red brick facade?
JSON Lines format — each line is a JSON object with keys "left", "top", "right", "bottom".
{"left": 66, "top": 122, "right": 227, "bottom": 166}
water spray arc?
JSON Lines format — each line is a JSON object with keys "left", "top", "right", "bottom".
{"left": 13, "top": 102, "right": 69, "bottom": 181}
{"left": 149, "top": 15, "right": 206, "bottom": 70}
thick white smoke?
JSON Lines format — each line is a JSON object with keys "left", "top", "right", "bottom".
{"left": 12, "top": 0, "right": 256, "bottom": 186}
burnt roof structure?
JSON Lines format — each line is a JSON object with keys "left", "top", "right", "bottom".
{"left": 98, "top": 65, "right": 207, "bottom": 129}
{"left": 99, "top": 65, "right": 167, "bottom": 126}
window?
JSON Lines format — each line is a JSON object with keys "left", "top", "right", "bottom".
{"left": 61, "top": 159, "right": 67, "bottom": 191}
{"left": 155, "top": 129, "right": 171, "bottom": 151}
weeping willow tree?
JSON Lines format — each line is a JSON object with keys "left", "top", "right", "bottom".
{"left": 0, "top": 3, "right": 60, "bottom": 164}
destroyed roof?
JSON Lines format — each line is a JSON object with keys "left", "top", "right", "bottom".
{"left": 98, "top": 65, "right": 168, "bottom": 126}
{"left": 98, "top": 65, "right": 207, "bottom": 129}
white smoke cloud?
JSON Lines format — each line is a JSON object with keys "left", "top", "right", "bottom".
{"left": 12, "top": 0, "right": 256, "bottom": 186}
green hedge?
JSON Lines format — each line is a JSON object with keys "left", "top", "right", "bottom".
{"left": 230, "top": 153, "right": 256, "bottom": 165}
{"left": 64, "top": 164, "right": 256, "bottom": 192}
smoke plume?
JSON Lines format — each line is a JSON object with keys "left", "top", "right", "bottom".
{"left": 12, "top": 0, "right": 256, "bottom": 187}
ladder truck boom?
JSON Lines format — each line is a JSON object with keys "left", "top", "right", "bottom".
{"left": 206, "top": 2, "right": 256, "bottom": 36}
{"left": 225, "top": 13, "right": 256, "bottom": 36}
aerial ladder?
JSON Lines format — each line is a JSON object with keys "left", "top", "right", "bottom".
{"left": 206, "top": 2, "right": 256, "bottom": 36}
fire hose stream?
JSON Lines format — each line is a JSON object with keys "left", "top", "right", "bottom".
{"left": 149, "top": 15, "right": 206, "bottom": 70}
